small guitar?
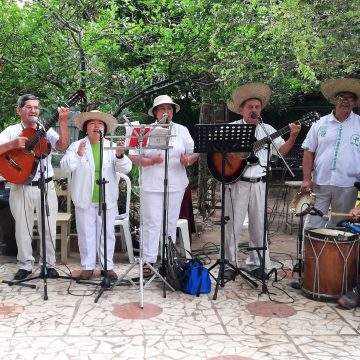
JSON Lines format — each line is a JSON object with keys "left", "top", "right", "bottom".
{"left": 207, "top": 111, "right": 320, "bottom": 184}
{"left": 0, "top": 90, "right": 85, "bottom": 184}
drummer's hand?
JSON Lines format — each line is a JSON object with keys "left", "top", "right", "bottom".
{"left": 150, "top": 154, "right": 163, "bottom": 165}
{"left": 349, "top": 207, "right": 360, "bottom": 217}
{"left": 115, "top": 141, "right": 125, "bottom": 157}
{"left": 300, "top": 179, "right": 312, "bottom": 193}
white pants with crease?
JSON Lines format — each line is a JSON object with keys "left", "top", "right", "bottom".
{"left": 9, "top": 181, "right": 58, "bottom": 271}
{"left": 75, "top": 204, "right": 117, "bottom": 270}
{"left": 141, "top": 189, "right": 185, "bottom": 263}
{"left": 224, "top": 180, "right": 271, "bottom": 269}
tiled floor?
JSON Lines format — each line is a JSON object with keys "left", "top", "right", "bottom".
{"left": 1, "top": 212, "right": 360, "bottom": 359}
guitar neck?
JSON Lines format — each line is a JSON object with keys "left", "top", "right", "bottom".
{"left": 253, "top": 125, "right": 290, "bottom": 152}
{"left": 253, "top": 118, "right": 304, "bottom": 152}
{"left": 26, "top": 113, "right": 58, "bottom": 150}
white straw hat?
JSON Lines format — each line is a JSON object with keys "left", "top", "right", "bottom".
{"left": 320, "top": 78, "right": 360, "bottom": 105}
{"left": 227, "top": 83, "right": 271, "bottom": 114}
{"left": 73, "top": 110, "right": 117, "bottom": 134}
{"left": 148, "top": 95, "right": 180, "bottom": 116}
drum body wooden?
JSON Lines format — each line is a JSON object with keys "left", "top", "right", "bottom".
{"left": 302, "top": 228, "right": 359, "bottom": 301}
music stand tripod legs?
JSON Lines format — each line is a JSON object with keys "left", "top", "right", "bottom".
{"left": 194, "top": 123, "right": 258, "bottom": 300}
{"left": 112, "top": 124, "right": 174, "bottom": 309}
{"left": 208, "top": 153, "right": 258, "bottom": 300}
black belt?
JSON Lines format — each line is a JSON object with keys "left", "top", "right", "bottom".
{"left": 239, "top": 176, "right": 266, "bottom": 183}
{"left": 28, "top": 177, "right": 53, "bottom": 186}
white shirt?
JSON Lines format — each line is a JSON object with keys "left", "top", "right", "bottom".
{"left": 129, "top": 122, "right": 194, "bottom": 192}
{"left": 233, "top": 119, "right": 285, "bottom": 178}
{"left": 0, "top": 123, "right": 59, "bottom": 182}
{"left": 302, "top": 111, "right": 360, "bottom": 187}
{"left": 60, "top": 137, "right": 132, "bottom": 209}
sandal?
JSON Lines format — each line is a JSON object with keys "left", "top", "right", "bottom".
{"left": 143, "top": 264, "right": 154, "bottom": 278}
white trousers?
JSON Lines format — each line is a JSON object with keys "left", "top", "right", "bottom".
{"left": 9, "top": 181, "right": 58, "bottom": 271}
{"left": 224, "top": 180, "right": 271, "bottom": 269}
{"left": 75, "top": 204, "right": 117, "bottom": 270}
{"left": 141, "top": 189, "right": 185, "bottom": 263}
{"left": 304, "top": 184, "right": 358, "bottom": 229}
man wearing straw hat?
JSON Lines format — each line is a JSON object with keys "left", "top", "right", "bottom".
{"left": 225, "top": 83, "right": 301, "bottom": 279}
{"left": 300, "top": 78, "right": 360, "bottom": 310}
{"left": 301, "top": 78, "right": 360, "bottom": 229}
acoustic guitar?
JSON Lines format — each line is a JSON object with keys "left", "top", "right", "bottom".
{"left": 0, "top": 90, "right": 85, "bottom": 184}
{"left": 207, "top": 111, "right": 320, "bottom": 184}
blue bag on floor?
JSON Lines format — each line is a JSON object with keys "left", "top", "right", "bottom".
{"left": 181, "top": 259, "right": 211, "bottom": 296}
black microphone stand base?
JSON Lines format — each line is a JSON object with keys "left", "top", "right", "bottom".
{"left": 11, "top": 266, "right": 73, "bottom": 300}
{"left": 76, "top": 272, "right": 117, "bottom": 303}
{"left": 208, "top": 259, "right": 258, "bottom": 300}
{"left": 2, "top": 278, "right": 36, "bottom": 289}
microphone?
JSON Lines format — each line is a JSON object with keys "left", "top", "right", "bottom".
{"left": 309, "top": 206, "right": 330, "bottom": 221}
{"left": 158, "top": 112, "right": 168, "bottom": 124}
{"left": 251, "top": 112, "right": 261, "bottom": 120}
{"left": 31, "top": 117, "right": 43, "bottom": 128}
{"left": 96, "top": 129, "right": 104, "bottom": 137}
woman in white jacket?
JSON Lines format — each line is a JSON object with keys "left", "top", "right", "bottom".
{"left": 61, "top": 111, "right": 132, "bottom": 280}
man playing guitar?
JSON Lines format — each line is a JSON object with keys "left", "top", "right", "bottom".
{"left": 223, "top": 83, "right": 301, "bottom": 280}
{"left": 0, "top": 94, "right": 70, "bottom": 280}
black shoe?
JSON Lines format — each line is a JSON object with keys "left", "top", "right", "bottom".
{"left": 40, "top": 267, "right": 59, "bottom": 279}
{"left": 14, "top": 269, "right": 32, "bottom": 280}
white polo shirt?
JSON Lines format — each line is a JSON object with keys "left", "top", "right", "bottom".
{"left": 129, "top": 122, "right": 194, "bottom": 192}
{"left": 302, "top": 111, "right": 360, "bottom": 187}
{"left": 233, "top": 119, "right": 285, "bottom": 178}
{"left": 0, "top": 123, "right": 59, "bottom": 182}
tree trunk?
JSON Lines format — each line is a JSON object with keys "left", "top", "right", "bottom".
{"left": 197, "top": 98, "right": 215, "bottom": 220}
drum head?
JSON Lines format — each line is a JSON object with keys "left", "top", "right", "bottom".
{"left": 305, "top": 227, "right": 358, "bottom": 242}
{"left": 289, "top": 191, "right": 316, "bottom": 216}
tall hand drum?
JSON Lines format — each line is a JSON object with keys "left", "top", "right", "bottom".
{"left": 302, "top": 228, "right": 359, "bottom": 301}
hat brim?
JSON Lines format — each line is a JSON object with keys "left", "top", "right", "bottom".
{"left": 321, "top": 78, "right": 360, "bottom": 105}
{"left": 148, "top": 103, "right": 180, "bottom": 116}
{"left": 227, "top": 83, "right": 271, "bottom": 114}
{"left": 73, "top": 111, "right": 117, "bottom": 133}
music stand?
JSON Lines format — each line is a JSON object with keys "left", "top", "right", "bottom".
{"left": 194, "top": 123, "right": 258, "bottom": 300}
{"left": 110, "top": 123, "right": 175, "bottom": 309}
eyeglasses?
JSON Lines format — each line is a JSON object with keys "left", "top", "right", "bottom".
{"left": 336, "top": 94, "right": 356, "bottom": 102}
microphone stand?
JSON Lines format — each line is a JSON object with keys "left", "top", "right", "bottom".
{"left": 13, "top": 122, "right": 70, "bottom": 298}
{"left": 255, "top": 115, "right": 294, "bottom": 295}
{"left": 76, "top": 130, "right": 111, "bottom": 303}
{"left": 159, "top": 118, "right": 171, "bottom": 298}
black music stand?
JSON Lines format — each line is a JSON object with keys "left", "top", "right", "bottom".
{"left": 194, "top": 123, "right": 258, "bottom": 300}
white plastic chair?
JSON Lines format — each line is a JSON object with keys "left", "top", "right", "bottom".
{"left": 115, "top": 173, "right": 134, "bottom": 263}
{"left": 176, "top": 219, "right": 192, "bottom": 259}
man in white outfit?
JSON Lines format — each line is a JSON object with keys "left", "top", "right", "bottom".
{"left": 224, "top": 83, "right": 301, "bottom": 279}
{"left": 0, "top": 94, "right": 70, "bottom": 280}
{"left": 301, "top": 78, "right": 360, "bottom": 228}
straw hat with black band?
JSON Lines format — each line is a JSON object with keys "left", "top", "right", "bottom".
{"left": 227, "top": 83, "right": 271, "bottom": 114}
{"left": 321, "top": 78, "right": 360, "bottom": 105}
{"left": 73, "top": 110, "right": 117, "bottom": 134}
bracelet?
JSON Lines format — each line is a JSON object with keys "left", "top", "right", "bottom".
{"left": 116, "top": 154, "right": 124, "bottom": 159}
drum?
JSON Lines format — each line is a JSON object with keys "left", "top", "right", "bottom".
{"left": 302, "top": 228, "right": 359, "bottom": 301}
{"left": 289, "top": 190, "right": 316, "bottom": 216}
